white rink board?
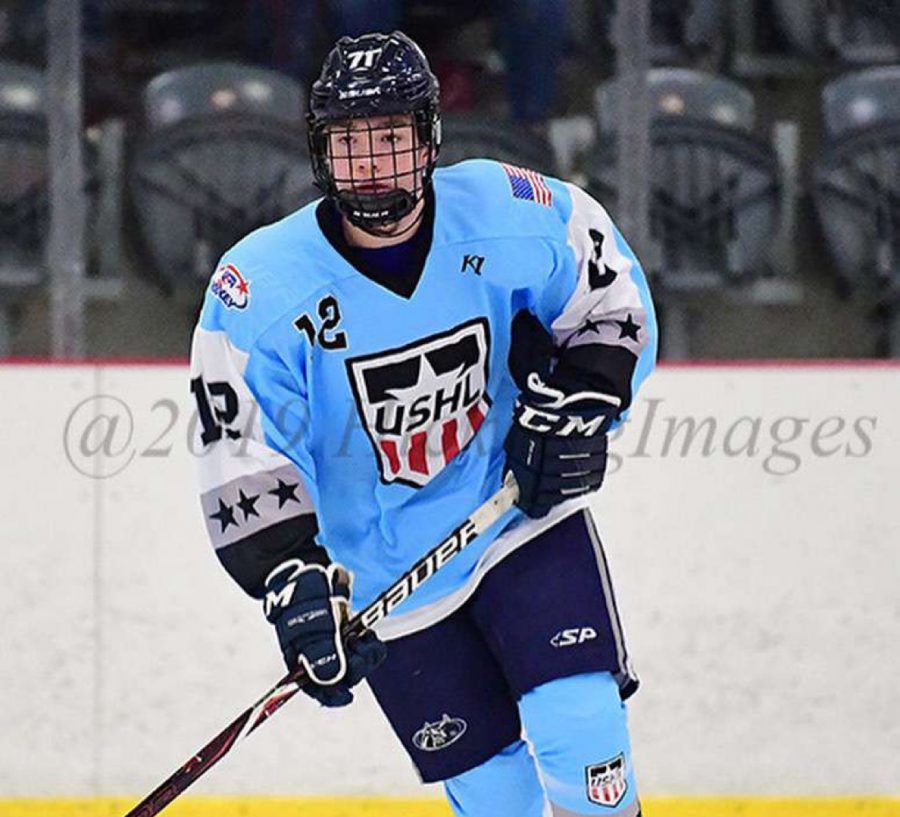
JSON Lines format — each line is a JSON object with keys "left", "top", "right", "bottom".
{"left": 0, "top": 363, "right": 898, "bottom": 796}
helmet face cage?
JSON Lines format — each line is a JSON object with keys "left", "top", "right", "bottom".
{"left": 310, "top": 107, "right": 439, "bottom": 235}
{"left": 307, "top": 31, "right": 441, "bottom": 235}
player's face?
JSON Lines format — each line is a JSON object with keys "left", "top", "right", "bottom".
{"left": 326, "top": 114, "right": 430, "bottom": 195}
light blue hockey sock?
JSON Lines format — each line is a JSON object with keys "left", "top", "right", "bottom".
{"left": 444, "top": 739, "right": 547, "bottom": 817}
{"left": 519, "top": 672, "right": 640, "bottom": 816}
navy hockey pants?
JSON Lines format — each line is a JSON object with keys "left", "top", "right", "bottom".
{"left": 367, "top": 510, "right": 641, "bottom": 815}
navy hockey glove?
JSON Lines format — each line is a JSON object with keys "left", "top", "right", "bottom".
{"left": 263, "top": 559, "right": 387, "bottom": 707}
{"left": 504, "top": 371, "right": 620, "bottom": 519}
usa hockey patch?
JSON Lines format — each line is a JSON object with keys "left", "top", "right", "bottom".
{"left": 501, "top": 163, "right": 553, "bottom": 206}
{"left": 210, "top": 263, "right": 250, "bottom": 310}
{"left": 346, "top": 318, "right": 491, "bottom": 489}
{"left": 586, "top": 754, "right": 628, "bottom": 807}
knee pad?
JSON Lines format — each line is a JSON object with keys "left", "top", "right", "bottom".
{"left": 444, "top": 739, "right": 547, "bottom": 817}
{"left": 519, "top": 672, "right": 640, "bottom": 816}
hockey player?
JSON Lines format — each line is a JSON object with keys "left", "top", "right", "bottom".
{"left": 190, "top": 30, "right": 656, "bottom": 817}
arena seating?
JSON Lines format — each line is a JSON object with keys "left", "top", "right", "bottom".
{"left": 437, "top": 113, "right": 559, "bottom": 175}
{"left": 771, "top": 0, "right": 900, "bottom": 63}
{"left": 813, "top": 65, "right": 900, "bottom": 351}
{"left": 0, "top": 61, "right": 49, "bottom": 292}
{"left": 587, "top": 67, "right": 781, "bottom": 292}
{"left": 129, "top": 62, "right": 317, "bottom": 294}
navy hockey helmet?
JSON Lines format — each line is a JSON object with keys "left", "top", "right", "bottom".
{"left": 307, "top": 31, "right": 441, "bottom": 233}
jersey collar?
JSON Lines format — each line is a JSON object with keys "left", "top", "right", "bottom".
{"left": 315, "top": 187, "right": 435, "bottom": 299}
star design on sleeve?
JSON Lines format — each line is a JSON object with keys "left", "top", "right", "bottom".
{"left": 236, "top": 489, "right": 260, "bottom": 521}
{"left": 268, "top": 478, "right": 301, "bottom": 509}
{"left": 209, "top": 498, "right": 237, "bottom": 533}
{"left": 615, "top": 314, "right": 641, "bottom": 342}
{"left": 575, "top": 317, "right": 605, "bottom": 338}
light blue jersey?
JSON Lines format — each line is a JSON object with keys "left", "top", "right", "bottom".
{"left": 191, "top": 159, "right": 656, "bottom": 638}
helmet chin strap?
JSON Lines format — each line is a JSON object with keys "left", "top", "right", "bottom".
{"left": 337, "top": 187, "right": 425, "bottom": 238}
{"left": 364, "top": 206, "right": 428, "bottom": 240}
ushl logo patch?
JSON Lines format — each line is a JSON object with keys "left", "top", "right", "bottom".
{"left": 586, "top": 754, "right": 628, "bottom": 807}
{"left": 346, "top": 318, "right": 491, "bottom": 488}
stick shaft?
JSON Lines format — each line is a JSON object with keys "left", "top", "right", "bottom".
{"left": 123, "top": 474, "right": 518, "bottom": 817}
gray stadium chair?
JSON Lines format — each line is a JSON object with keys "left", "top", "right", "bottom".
{"left": 130, "top": 63, "right": 318, "bottom": 294}
{"left": 821, "top": 65, "right": 900, "bottom": 138}
{"left": 588, "top": 68, "right": 780, "bottom": 290}
{"left": 595, "top": 67, "right": 756, "bottom": 135}
{"left": 0, "top": 61, "right": 48, "bottom": 291}
{"left": 771, "top": 0, "right": 900, "bottom": 62}
{"left": 813, "top": 67, "right": 900, "bottom": 352}
{"left": 0, "top": 61, "right": 49, "bottom": 354}
{"left": 142, "top": 62, "right": 305, "bottom": 131}
{"left": 437, "top": 114, "right": 559, "bottom": 177}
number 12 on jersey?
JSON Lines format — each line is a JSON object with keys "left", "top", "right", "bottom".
{"left": 293, "top": 294, "right": 348, "bottom": 350}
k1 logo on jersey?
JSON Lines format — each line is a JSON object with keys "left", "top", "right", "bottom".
{"left": 346, "top": 318, "right": 491, "bottom": 488}
{"left": 586, "top": 754, "right": 628, "bottom": 807}
{"left": 210, "top": 263, "right": 250, "bottom": 310}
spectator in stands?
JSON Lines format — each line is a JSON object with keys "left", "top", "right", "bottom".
{"left": 243, "top": 0, "right": 566, "bottom": 129}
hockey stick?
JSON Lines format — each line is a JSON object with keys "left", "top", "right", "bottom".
{"left": 122, "top": 472, "right": 519, "bottom": 817}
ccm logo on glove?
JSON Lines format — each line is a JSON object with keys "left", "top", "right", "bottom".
{"left": 513, "top": 373, "right": 620, "bottom": 437}
{"left": 505, "top": 372, "right": 621, "bottom": 518}
{"left": 517, "top": 405, "right": 608, "bottom": 437}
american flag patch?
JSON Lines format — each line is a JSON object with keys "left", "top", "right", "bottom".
{"left": 501, "top": 163, "right": 553, "bottom": 207}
